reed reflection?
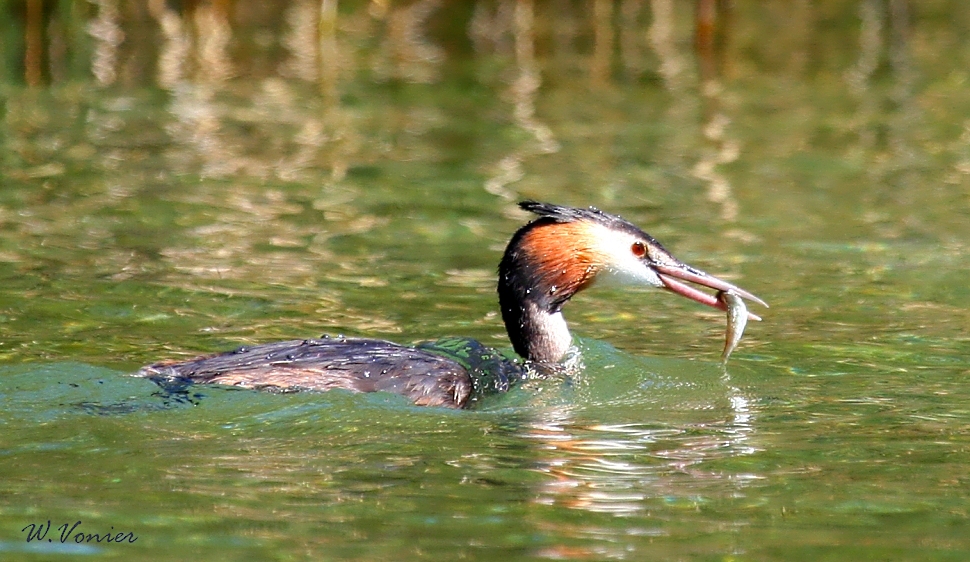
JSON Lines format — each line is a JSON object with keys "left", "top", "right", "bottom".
{"left": 619, "top": 0, "right": 645, "bottom": 78}
{"left": 372, "top": 0, "right": 444, "bottom": 84}
{"left": 846, "top": 0, "right": 926, "bottom": 238}
{"left": 24, "top": 0, "right": 44, "bottom": 86}
{"left": 692, "top": 0, "right": 741, "bottom": 223}
{"left": 647, "top": 0, "right": 698, "bottom": 182}
{"left": 89, "top": 0, "right": 124, "bottom": 86}
{"left": 480, "top": 0, "right": 560, "bottom": 203}
{"left": 150, "top": 0, "right": 190, "bottom": 88}
{"left": 590, "top": 0, "right": 613, "bottom": 86}
{"left": 279, "top": 0, "right": 355, "bottom": 181}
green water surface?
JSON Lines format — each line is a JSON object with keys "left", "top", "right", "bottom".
{"left": 2, "top": 1, "right": 970, "bottom": 560}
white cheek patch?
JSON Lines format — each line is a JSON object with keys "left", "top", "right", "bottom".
{"left": 587, "top": 224, "right": 664, "bottom": 288}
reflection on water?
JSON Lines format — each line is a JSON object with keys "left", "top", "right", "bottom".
{"left": 150, "top": 0, "right": 191, "bottom": 88}
{"left": 373, "top": 0, "right": 444, "bottom": 84}
{"left": 590, "top": 0, "right": 613, "bottom": 86}
{"left": 7, "top": 0, "right": 958, "bottom": 228}
{"left": 89, "top": 0, "right": 124, "bottom": 86}
{"left": 480, "top": 0, "right": 560, "bottom": 203}
{"left": 648, "top": 0, "right": 686, "bottom": 89}
{"left": 523, "top": 371, "right": 760, "bottom": 517}
{"left": 693, "top": 0, "right": 741, "bottom": 223}
{"left": 194, "top": 2, "right": 234, "bottom": 84}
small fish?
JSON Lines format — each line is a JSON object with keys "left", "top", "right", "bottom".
{"left": 718, "top": 290, "right": 748, "bottom": 362}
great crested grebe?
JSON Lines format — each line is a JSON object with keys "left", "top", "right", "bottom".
{"left": 139, "top": 202, "right": 766, "bottom": 408}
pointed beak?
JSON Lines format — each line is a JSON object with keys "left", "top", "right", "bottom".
{"left": 654, "top": 263, "right": 767, "bottom": 321}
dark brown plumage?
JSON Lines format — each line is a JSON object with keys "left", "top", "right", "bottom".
{"left": 141, "top": 338, "right": 475, "bottom": 407}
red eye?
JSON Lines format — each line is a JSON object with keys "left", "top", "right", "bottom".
{"left": 631, "top": 241, "right": 647, "bottom": 257}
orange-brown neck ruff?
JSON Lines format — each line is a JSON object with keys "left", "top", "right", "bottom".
{"left": 498, "top": 217, "right": 611, "bottom": 364}
{"left": 516, "top": 220, "right": 601, "bottom": 305}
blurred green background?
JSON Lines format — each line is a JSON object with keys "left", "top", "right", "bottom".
{"left": 1, "top": 1, "right": 969, "bottom": 560}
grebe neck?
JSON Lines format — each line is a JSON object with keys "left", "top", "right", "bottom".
{"left": 498, "top": 219, "right": 594, "bottom": 364}
{"left": 501, "top": 294, "right": 573, "bottom": 364}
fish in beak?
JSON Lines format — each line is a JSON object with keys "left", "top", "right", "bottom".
{"left": 654, "top": 263, "right": 767, "bottom": 321}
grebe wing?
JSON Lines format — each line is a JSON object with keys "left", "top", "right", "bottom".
{"left": 138, "top": 338, "right": 473, "bottom": 408}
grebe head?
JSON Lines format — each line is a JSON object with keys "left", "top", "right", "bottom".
{"left": 498, "top": 201, "right": 767, "bottom": 364}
